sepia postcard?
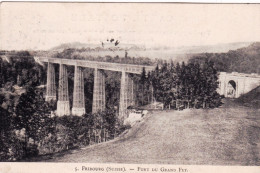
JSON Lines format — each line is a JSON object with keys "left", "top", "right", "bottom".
{"left": 0, "top": 2, "right": 260, "bottom": 173}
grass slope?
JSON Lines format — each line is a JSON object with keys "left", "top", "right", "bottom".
{"left": 34, "top": 99, "right": 260, "bottom": 165}
{"left": 236, "top": 86, "right": 260, "bottom": 109}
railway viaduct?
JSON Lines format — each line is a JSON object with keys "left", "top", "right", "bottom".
{"left": 35, "top": 57, "right": 260, "bottom": 117}
{"left": 35, "top": 57, "right": 155, "bottom": 118}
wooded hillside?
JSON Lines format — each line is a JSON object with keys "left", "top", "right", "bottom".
{"left": 188, "top": 42, "right": 260, "bottom": 74}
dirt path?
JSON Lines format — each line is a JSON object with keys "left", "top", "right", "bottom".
{"left": 48, "top": 105, "right": 260, "bottom": 165}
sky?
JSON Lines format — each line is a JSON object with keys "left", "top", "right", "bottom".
{"left": 1, "top": 3, "right": 260, "bottom": 50}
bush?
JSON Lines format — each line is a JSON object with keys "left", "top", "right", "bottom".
{"left": 0, "top": 131, "right": 26, "bottom": 161}
{"left": 35, "top": 110, "right": 124, "bottom": 156}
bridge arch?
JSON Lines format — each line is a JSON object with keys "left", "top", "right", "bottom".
{"left": 226, "top": 80, "right": 237, "bottom": 98}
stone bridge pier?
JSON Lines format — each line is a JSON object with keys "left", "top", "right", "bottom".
{"left": 72, "top": 66, "right": 85, "bottom": 116}
{"left": 119, "top": 71, "right": 135, "bottom": 119}
{"left": 45, "top": 62, "right": 56, "bottom": 102}
{"left": 57, "top": 64, "right": 70, "bottom": 116}
{"left": 92, "top": 68, "right": 106, "bottom": 113}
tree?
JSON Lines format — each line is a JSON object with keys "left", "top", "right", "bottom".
{"left": 0, "top": 93, "right": 26, "bottom": 161}
{"left": 14, "top": 87, "right": 52, "bottom": 147}
{"left": 201, "top": 59, "right": 220, "bottom": 108}
{"left": 149, "top": 59, "right": 222, "bottom": 110}
{"left": 139, "top": 67, "right": 147, "bottom": 105}
{"left": 0, "top": 101, "right": 12, "bottom": 160}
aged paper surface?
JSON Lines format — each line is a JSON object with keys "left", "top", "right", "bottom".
{"left": 0, "top": 2, "right": 260, "bottom": 173}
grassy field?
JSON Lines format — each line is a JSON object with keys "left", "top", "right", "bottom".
{"left": 37, "top": 99, "right": 260, "bottom": 165}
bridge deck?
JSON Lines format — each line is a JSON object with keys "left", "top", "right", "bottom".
{"left": 36, "top": 57, "right": 155, "bottom": 74}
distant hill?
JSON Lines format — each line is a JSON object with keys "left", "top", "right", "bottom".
{"left": 50, "top": 41, "right": 252, "bottom": 53}
{"left": 50, "top": 42, "right": 146, "bottom": 52}
{"left": 50, "top": 42, "right": 96, "bottom": 52}
{"left": 48, "top": 42, "right": 253, "bottom": 61}
{"left": 159, "top": 42, "right": 253, "bottom": 54}
{"left": 188, "top": 42, "right": 260, "bottom": 74}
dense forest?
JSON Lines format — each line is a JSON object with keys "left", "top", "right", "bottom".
{"left": 139, "top": 59, "right": 221, "bottom": 109}
{"left": 0, "top": 51, "right": 45, "bottom": 89}
{"left": 0, "top": 87, "right": 125, "bottom": 161}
